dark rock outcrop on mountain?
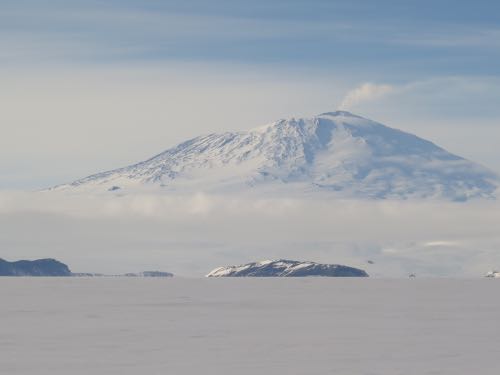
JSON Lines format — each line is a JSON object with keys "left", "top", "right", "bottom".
{"left": 206, "top": 259, "right": 369, "bottom": 277}
{"left": 0, "top": 258, "right": 72, "bottom": 276}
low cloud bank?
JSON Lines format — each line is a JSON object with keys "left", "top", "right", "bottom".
{"left": 0, "top": 191, "right": 499, "bottom": 277}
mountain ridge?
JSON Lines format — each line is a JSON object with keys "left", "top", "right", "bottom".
{"left": 51, "top": 111, "right": 498, "bottom": 201}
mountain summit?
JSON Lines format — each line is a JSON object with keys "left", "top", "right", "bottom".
{"left": 52, "top": 111, "right": 497, "bottom": 200}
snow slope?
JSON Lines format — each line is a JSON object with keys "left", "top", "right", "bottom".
{"left": 52, "top": 111, "right": 498, "bottom": 200}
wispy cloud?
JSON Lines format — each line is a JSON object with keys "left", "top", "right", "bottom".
{"left": 393, "top": 27, "right": 500, "bottom": 48}
{"left": 339, "top": 83, "right": 394, "bottom": 110}
{"left": 423, "top": 241, "right": 460, "bottom": 247}
{"left": 2, "top": 1, "right": 499, "bottom": 70}
{"left": 0, "top": 5, "right": 351, "bottom": 64}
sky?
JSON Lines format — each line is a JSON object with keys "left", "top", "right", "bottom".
{"left": 0, "top": 0, "right": 499, "bottom": 189}
{"left": 1, "top": 1, "right": 500, "bottom": 276}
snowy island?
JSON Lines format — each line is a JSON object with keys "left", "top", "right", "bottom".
{"left": 206, "top": 259, "right": 369, "bottom": 277}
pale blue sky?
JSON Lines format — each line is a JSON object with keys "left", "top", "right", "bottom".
{"left": 1, "top": 0, "right": 499, "bottom": 188}
{"left": 2, "top": 0, "right": 500, "bottom": 76}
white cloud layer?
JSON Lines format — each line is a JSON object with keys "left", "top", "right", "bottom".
{"left": 1, "top": 191, "right": 499, "bottom": 278}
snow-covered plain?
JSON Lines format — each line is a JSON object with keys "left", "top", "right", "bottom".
{"left": 2, "top": 278, "right": 500, "bottom": 375}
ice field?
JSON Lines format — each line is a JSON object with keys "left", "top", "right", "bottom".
{"left": 2, "top": 278, "right": 500, "bottom": 374}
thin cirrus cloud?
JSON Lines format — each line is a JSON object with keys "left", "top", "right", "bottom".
{"left": 392, "top": 27, "right": 500, "bottom": 48}
{"left": 0, "top": 1, "right": 499, "bottom": 77}
{"left": 0, "top": 6, "right": 354, "bottom": 64}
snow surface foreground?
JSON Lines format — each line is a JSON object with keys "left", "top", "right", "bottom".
{"left": 3, "top": 278, "right": 500, "bottom": 375}
{"left": 52, "top": 111, "right": 498, "bottom": 201}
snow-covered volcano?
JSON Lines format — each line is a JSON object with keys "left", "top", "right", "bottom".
{"left": 52, "top": 111, "right": 498, "bottom": 200}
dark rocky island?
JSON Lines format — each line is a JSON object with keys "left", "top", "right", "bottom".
{"left": 0, "top": 258, "right": 72, "bottom": 276}
{"left": 206, "top": 259, "right": 369, "bottom": 277}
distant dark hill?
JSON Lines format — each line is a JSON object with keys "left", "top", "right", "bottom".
{"left": 0, "top": 258, "right": 72, "bottom": 276}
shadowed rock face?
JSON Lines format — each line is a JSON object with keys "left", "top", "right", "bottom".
{"left": 206, "top": 259, "right": 369, "bottom": 277}
{"left": 0, "top": 258, "right": 72, "bottom": 276}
